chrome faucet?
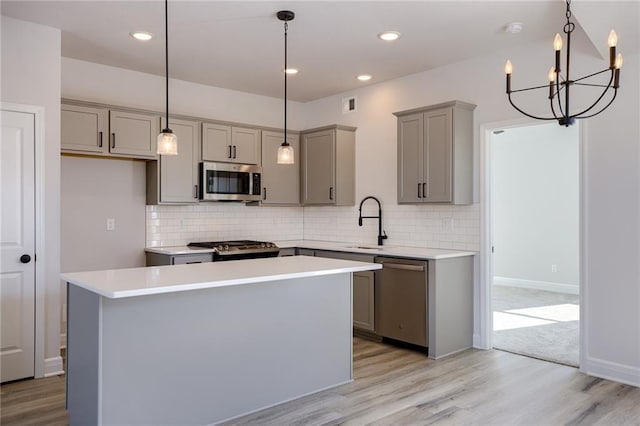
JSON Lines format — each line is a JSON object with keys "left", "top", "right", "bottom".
{"left": 358, "top": 196, "right": 388, "bottom": 246}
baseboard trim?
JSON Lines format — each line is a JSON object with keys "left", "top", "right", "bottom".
{"left": 581, "top": 356, "right": 640, "bottom": 388}
{"left": 44, "top": 356, "right": 64, "bottom": 377}
{"left": 493, "top": 276, "right": 579, "bottom": 295}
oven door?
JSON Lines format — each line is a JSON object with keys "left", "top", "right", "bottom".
{"left": 200, "top": 162, "right": 262, "bottom": 201}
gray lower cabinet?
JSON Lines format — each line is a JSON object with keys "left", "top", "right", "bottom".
{"left": 261, "top": 131, "right": 300, "bottom": 205}
{"left": 109, "top": 110, "right": 160, "bottom": 158}
{"left": 300, "top": 125, "right": 356, "bottom": 206}
{"left": 202, "top": 123, "right": 261, "bottom": 165}
{"left": 146, "top": 252, "right": 213, "bottom": 266}
{"left": 395, "top": 101, "right": 475, "bottom": 204}
{"left": 147, "top": 117, "right": 200, "bottom": 204}
{"left": 312, "top": 250, "right": 375, "bottom": 331}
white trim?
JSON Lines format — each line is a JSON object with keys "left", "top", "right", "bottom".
{"left": 581, "top": 356, "right": 640, "bottom": 388}
{"left": 493, "top": 276, "right": 579, "bottom": 295}
{"left": 1, "top": 102, "right": 47, "bottom": 379}
{"left": 44, "top": 356, "right": 64, "bottom": 377}
{"left": 578, "top": 121, "right": 588, "bottom": 373}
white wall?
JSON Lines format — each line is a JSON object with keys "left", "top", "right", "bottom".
{"left": 492, "top": 123, "right": 579, "bottom": 291}
{"left": 1, "top": 16, "right": 62, "bottom": 374}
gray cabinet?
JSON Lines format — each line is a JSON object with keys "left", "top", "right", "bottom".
{"left": 202, "top": 123, "right": 261, "bottom": 165}
{"left": 61, "top": 104, "right": 108, "bottom": 154}
{"left": 395, "top": 101, "right": 475, "bottom": 204}
{"left": 145, "top": 252, "right": 213, "bottom": 266}
{"left": 109, "top": 110, "right": 160, "bottom": 158}
{"left": 312, "top": 250, "right": 375, "bottom": 331}
{"left": 147, "top": 118, "right": 200, "bottom": 205}
{"left": 300, "top": 125, "right": 356, "bottom": 206}
{"left": 261, "top": 131, "right": 300, "bottom": 205}
{"left": 62, "top": 103, "right": 160, "bottom": 159}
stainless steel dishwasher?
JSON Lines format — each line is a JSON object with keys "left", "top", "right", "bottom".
{"left": 374, "top": 257, "right": 428, "bottom": 347}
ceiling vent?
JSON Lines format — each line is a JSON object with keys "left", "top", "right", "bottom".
{"left": 342, "top": 96, "right": 357, "bottom": 114}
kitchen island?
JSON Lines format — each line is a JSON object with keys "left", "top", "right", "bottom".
{"left": 62, "top": 256, "right": 381, "bottom": 426}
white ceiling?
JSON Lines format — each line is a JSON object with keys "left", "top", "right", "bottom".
{"left": 2, "top": 1, "right": 636, "bottom": 102}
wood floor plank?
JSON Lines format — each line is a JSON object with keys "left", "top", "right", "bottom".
{"left": 2, "top": 338, "right": 639, "bottom": 425}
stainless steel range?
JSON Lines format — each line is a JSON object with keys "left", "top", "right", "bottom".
{"left": 188, "top": 240, "right": 279, "bottom": 261}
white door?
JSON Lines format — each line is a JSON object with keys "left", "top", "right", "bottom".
{"left": 1, "top": 110, "right": 36, "bottom": 382}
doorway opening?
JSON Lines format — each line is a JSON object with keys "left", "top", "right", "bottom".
{"left": 489, "top": 122, "right": 580, "bottom": 367}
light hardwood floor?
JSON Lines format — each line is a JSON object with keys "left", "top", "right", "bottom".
{"left": 2, "top": 338, "right": 639, "bottom": 425}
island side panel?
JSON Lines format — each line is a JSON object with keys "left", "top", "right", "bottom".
{"left": 428, "top": 256, "right": 474, "bottom": 359}
{"left": 99, "top": 273, "right": 352, "bottom": 425}
{"left": 66, "top": 284, "right": 101, "bottom": 426}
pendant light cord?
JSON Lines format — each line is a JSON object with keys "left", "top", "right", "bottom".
{"left": 164, "top": 0, "right": 169, "bottom": 131}
{"left": 283, "top": 21, "right": 288, "bottom": 146}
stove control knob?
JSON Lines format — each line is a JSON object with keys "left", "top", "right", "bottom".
{"left": 269, "top": 243, "right": 276, "bottom": 248}
{"left": 223, "top": 245, "right": 229, "bottom": 251}
{"left": 261, "top": 243, "right": 266, "bottom": 248}
{"left": 216, "top": 245, "right": 224, "bottom": 251}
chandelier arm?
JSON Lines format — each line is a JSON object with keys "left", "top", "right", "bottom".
{"left": 508, "top": 93, "right": 558, "bottom": 121}
{"left": 555, "top": 75, "right": 566, "bottom": 118}
{"left": 509, "top": 84, "right": 553, "bottom": 94}
{"left": 550, "top": 97, "right": 560, "bottom": 119}
{"left": 574, "top": 89, "right": 618, "bottom": 120}
{"left": 574, "top": 82, "right": 613, "bottom": 88}
{"left": 571, "top": 68, "right": 611, "bottom": 84}
{"left": 569, "top": 72, "right": 614, "bottom": 118}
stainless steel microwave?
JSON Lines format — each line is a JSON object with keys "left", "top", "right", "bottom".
{"left": 199, "top": 162, "right": 262, "bottom": 202}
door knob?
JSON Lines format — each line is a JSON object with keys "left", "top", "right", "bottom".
{"left": 20, "top": 254, "right": 31, "bottom": 264}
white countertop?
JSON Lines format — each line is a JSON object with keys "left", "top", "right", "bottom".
{"left": 145, "top": 240, "right": 476, "bottom": 260}
{"left": 61, "top": 255, "right": 381, "bottom": 299}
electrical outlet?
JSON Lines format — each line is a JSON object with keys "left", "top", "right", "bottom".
{"left": 551, "top": 264, "right": 558, "bottom": 273}
{"left": 106, "top": 218, "right": 115, "bottom": 231}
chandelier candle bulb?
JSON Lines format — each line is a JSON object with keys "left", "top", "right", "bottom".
{"left": 614, "top": 54, "right": 622, "bottom": 88}
{"left": 505, "top": 60, "right": 512, "bottom": 93}
{"left": 608, "top": 30, "right": 618, "bottom": 68}
{"left": 554, "top": 34, "right": 562, "bottom": 72}
{"left": 548, "top": 67, "right": 556, "bottom": 99}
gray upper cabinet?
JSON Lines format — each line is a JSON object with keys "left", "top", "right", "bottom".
{"left": 61, "top": 104, "right": 108, "bottom": 154}
{"left": 147, "top": 117, "right": 201, "bottom": 205}
{"left": 202, "top": 123, "right": 261, "bottom": 165}
{"left": 301, "top": 125, "right": 356, "bottom": 206}
{"left": 109, "top": 110, "right": 160, "bottom": 159}
{"left": 261, "top": 131, "right": 300, "bottom": 205}
{"left": 395, "top": 101, "right": 475, "bottom": 205}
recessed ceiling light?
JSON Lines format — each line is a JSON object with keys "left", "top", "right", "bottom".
{"left": 504, "top": 22, "right": 523, "bottom": 34}
{"left": 378, "top": 31, "right": 401, "bottom": 41}
{"left": 130, "top": 31, "right": 153, "bottom": 41}
{"left": 357, "top": 74, "right": 372, "bottom": 82}
{"left": 284, "top": 68, "right": 299, "bottom": 75}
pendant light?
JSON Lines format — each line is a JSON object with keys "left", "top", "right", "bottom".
{"left": 504, "top": 0, "right": 622, "bottom": 127}
{"left": 157, "top": 0, "right": 178, "bottom": 155}
{"left": 277, "top": 10, "right": 295, "bottom": 164}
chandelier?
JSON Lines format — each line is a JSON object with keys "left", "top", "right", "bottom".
{"left": 504, "top": 0, "right": 623, "bottom": 127}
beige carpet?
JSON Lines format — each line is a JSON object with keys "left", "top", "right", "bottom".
{"left": 492, "top": 285, "right": 579, "bottom": 367}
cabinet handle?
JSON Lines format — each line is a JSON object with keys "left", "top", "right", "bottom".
{"left": 329, "top": 187, "right": 334, "bottom": 201}
{"left": 423, "top": 182, "right": 427, "bottom": 198}
{"left": 417, "top": 183, "right": 422, "bottom": 198}
{"left": 228, "top": 145, "right": 232, "bottom": 158}
{"left": 193, "top": 185, "right": 198, "bottom": 199}
{"left": 383, "top": 262, "right": 425, "bottom": 272}
{"left": 232, "top": 145, "right": 237, "bottom": 159}
{"left": 263, "top": 187, "right": 267, "bottom": 201}
{"left": 98, "top": 131, "right": 103, "bottom": 148}
{"left": 111, "top": 133, "right": 116, "bottom": 149}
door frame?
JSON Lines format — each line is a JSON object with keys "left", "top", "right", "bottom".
{"left": 2, "top": 102, "right": 47, "bottom": 377}
{"left": 478, "top": 117, "right": 586, "bottom": 370}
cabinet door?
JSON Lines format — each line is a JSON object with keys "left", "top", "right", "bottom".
{"left": 302, "top": 130, "right": 335, "bottom": 204}
{"left": 202, "top": 123, "right": 232, "bottom": 162}
{"left": 159, "top": 118, "right": 200, "bottom": 204}
{"left": 261, "top": 131, "right": 299, "bottom": 205}
{"left": 109, "top": 110, "right": 159, "bottom": 158}
{"left": 424, "top": 108, "right": 452, "bottom": 202}
{"left": 61, "top": 104, "right": 108, "bottom": 154}
{"left": 231, "top": 127, "right": 260, "bottom": 165}
{"left": 353, "top": 271, "right": 375, "bottom": 331}
{"left": 397, "top": 113, "right": 424, "bottom": 203}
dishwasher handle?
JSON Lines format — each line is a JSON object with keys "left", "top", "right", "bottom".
{"left": 381, "top": 262, "right": 425, "bottom": 272}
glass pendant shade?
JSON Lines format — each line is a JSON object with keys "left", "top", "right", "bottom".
{"left": 157, "top": 130, "right": 178, "bottom": 155}
{"left": 277, "top": 143, "right": 294, "bottom": 164}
